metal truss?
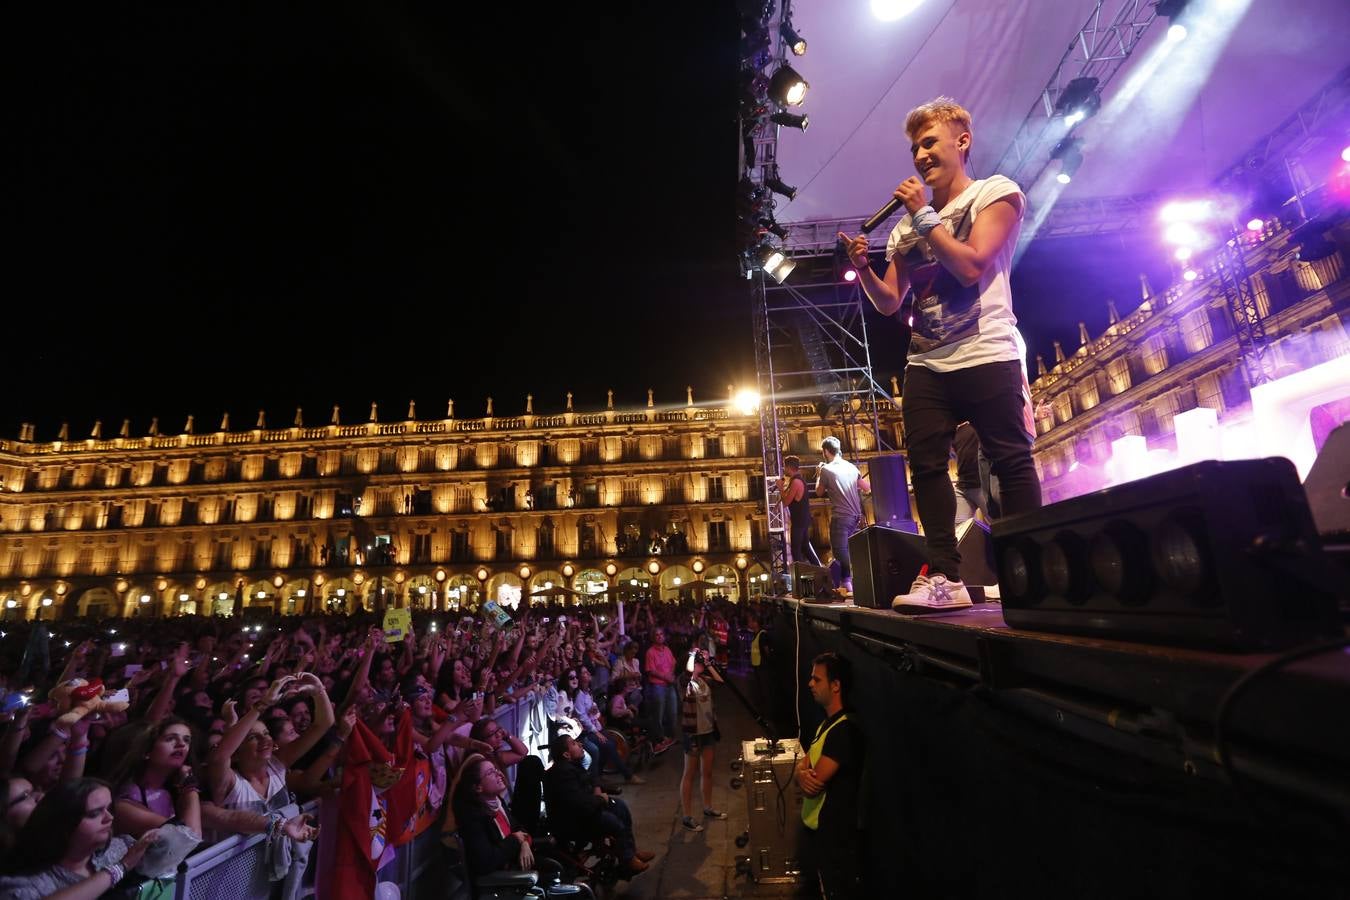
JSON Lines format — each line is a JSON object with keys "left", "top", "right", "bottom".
{"left": 1217, "top": 236, "right": 1274, "bottom": 388}
{"left": 750, "top": 271, "right": 789, "bottom": 590}
{"left": 993, "top": 0, "right": 1159, "bottom": 186}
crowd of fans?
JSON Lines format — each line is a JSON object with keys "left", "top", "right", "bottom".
{"left": 0, "top": 594, "right": 767, "bottom": 898}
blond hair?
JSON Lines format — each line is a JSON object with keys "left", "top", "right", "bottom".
{"left": 905, "top": 96, "right": 973, "bottom": 163}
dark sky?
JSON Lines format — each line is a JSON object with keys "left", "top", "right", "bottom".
{"left": 5, "top": 2, "right": 1176, "bottom": 441}
{"left": 7, "top": 2, "right": 748, "bottom": 438}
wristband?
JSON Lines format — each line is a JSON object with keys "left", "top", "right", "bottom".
{"left": 912, "top": 205, "right": 942, "bottom": 236}
{"left": 49, "top": 727, "right": 72, "bottom": 742}
{"left": 70, "top": 744, "right": 90, "bottom": 756}
{"left": 103, "top": 863, "right": 125, "bottom": 885}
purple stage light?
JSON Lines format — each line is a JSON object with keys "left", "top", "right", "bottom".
{"left": 1183, "top": 269, "right": 1198, "bottom": 282}
{"left": 1342, "top": 145, "right": 1350, "bottom": 163}
{"left": 843, "top": 269, "right": 857, "bottom": 282}
{"left": 1164, "top": 221, "right": 1202, "bottom": 247}
{"left": 1175, "top": 247, "right": 1192, "bottom": 261}
{"left": 1246, "top": 218, "right": 1264, "bottom": 232}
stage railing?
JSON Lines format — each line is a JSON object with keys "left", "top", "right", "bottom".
{"left": 169, "top": 691, "right": 547, "bottom": 900}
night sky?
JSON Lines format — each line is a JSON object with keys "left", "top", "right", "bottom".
{"left": 6, "top": 2, "right": 1172, "bottom": 440}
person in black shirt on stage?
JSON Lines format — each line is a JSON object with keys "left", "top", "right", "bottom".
{"left": 795, "top": 652, "right": 865, "bottom": 899}
{"left": 778, "top": 455, "right": 821, "bottom": 567}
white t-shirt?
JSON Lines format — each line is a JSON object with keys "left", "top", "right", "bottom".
{"left": 885, "top": 175, "right": 1026, "bottom": 372}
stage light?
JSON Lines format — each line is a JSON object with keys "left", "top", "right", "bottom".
{"left": 1246, "top": 217, "right": 1264, "bottom": 232}
{"left": 734, "top": 389, "right": 761, "bottom": 416}
{"left": 770, "top": 111, "right": 809, "bottom": 131}
{"left": 1167, "top": 23, "right": 1187, "bottom": 42}
{"left": 780, "top": 20, "right": 806, "bottom": 56}
{"left": 1175, "top": 246, "right": 1192, "bottom": 261}
{"left": 1054, "top": 77, "right": 1100, "bottom": 121}
{"left": 871, "top": 0, "right": 923, "bottom": 21}
{"left": 1163, "top": 221, "right": 1202, "bottom": 246}
{"left": 844, "top": 269, "right": 857, "bottom": 282}
{"left": 765, "top": 176, "right": 798, "bottom": 201}
{"left": 1053, "top": 138, "right": 1083, "bottom": 184}
{"left": 768, "top": 64, "right": 808, "bottom": 107}
{"left": 1159, "top": 199, "right": 1213, "bottom": 223}
{"left": 761, "top": 218, "right": 789, "bottom": 240}
{"left": 1182, "top": 269, "right": 1198, "bottom": 282}
{"left": 758, "top": 245, "right": 797, "bottom": 284}
{"left": 1342, "top": 146, "right": 1350, "bottom": 163}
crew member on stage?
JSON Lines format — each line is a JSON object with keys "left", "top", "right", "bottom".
{"left": 814, "top": 438, "right": 868, "bottom": 597}
{"left": 839, "top": 96, "right": 1040, "bottom": 611}
{"left": 778, "top": 455, "right": 822, "bottom": 567}
{"left": 796, "top": 652, "right": 864, "bottom": 900}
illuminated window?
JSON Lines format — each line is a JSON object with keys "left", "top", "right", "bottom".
{"left": 1142, "top": 335, "right": 1169, "bottom": 375}
{"left": 1106, "top": 357, "right": 1131, "bottom": 394}
{"left": 1195, "top": 373, "right": 1223, "bottom": 412}
{"left": 707, "top": 476, "right": 726, "bottom": 501}
{"left": 1181, "top": 309, "right": 1213, "bottom": 353}
{"left": 1075, "top": 377, "right": 1099, "bottom": 411}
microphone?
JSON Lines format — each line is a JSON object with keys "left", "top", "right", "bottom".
{"left": 861, "top": 195, "right": 903, "bottom": 234}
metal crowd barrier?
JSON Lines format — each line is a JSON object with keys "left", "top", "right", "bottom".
{"left": 170, "top": 692, "right": 546, "bottom": 900}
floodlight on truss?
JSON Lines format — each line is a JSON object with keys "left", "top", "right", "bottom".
{"left": 770, "top": 111, "right": 809, "bottom": 131}
{"left": 780, "top": 19, "right": 807, "bottom": 56}
{"left": 757, "top": 245, "right": 797, "bottom": 283}
{"left": 768, "top": 64, "right": 809, "bottom": 106}
{"left": 765, "top": 175, "right": 799, "bottom": 201}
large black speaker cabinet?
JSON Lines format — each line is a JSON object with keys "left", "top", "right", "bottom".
{"left": 852, "top": 519, "right": 999, "bottom": 608}
{"left": 850, "top": 524, "right": 925, "bottom": 609}
{"left": 868, "top": 453, "right": 917, "bottom": 530}
{"left": 992, "top": 458, "right": 1345, "bottom": 650}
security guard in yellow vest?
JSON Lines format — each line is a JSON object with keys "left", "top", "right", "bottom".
{"left": 796, "top": 651, "right": 864, "bottom": 899}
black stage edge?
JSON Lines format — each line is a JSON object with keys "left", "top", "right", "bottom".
{"left": 762, "top": 597, "right": 1350, "bottom": 899}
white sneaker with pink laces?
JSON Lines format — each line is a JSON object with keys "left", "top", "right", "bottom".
{"left": 892, "top": 573, "right": 973, "bottom": 612}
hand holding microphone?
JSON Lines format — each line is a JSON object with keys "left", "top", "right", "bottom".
{"left": 859, "top": 176, "right": 931, "bottom": 233}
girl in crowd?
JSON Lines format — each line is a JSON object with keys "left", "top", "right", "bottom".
{"left": 573, "top": 668, "right": 644, "bottom": 785}
{"left": 1, "top": 776, "right": 41, "bottom": 854}
{"left": 0, "top": 778, "right": 159, "bottom": 900}
{"left": 107, "top": 717, "right": 203, "bottom": 838}
{"left": 679, "top": 651, "right": 727, "bottom": 832}
{"left": 205, "top": 674, "right": 330, "bottom": 819}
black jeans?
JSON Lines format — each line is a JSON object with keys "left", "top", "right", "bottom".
{"left": 902, "top": 361, "right": 1041, "bottom": 579}
{"left": 790, "top": 520, "right": 821, "bottom": 566}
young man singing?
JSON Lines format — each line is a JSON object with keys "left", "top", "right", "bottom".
{"left": 839, "top": 97, "right": 1041, "bottom": 611}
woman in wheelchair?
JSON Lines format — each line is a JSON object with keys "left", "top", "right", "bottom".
{"left": 450, "top": 754, "right": 546, "bottom": 877}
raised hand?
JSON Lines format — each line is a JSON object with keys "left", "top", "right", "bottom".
{"left": 837, "top": 231, "right": 870, "bottom": 268}
{"left": 122, "top": 828, "right": 161, "bottom": 870}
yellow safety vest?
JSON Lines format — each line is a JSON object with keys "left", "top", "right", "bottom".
{"left": 801, "top": 712, "right": 848, "bottom": 830}
{"left": 750, "top": 631, "right": 764, "bottom": 667}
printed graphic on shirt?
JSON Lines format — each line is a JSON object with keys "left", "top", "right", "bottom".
{"left": 902, "top": 201, "right": 978, "bottom": 355}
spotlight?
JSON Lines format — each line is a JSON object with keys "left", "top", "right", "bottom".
{"left": 844, "top": 269, "right": 857, "bottom": 282}
{"left": 768, "top": 64, "right": 809, "bottom": 107}
{"left": 734, "top": 389, "right": 761, "bottom": 416}
{"left": 1163, "top": 221, "right": 1202, "bottom": 246}
{"left": 1183, "top": 269, "right": 1198, "bottom": 282}
{"left": 1159, "top": 199, "right": 1213, "bottom": 223}
{"left": 761, "top": 218, "right": 789, "bottom": 241}
{"left": 1245, "top": 217, "right": 1264, "bottom": 232}
{"left": 1054, "top": 77, "right": 1100, "bottom": 119}
{"left": 780, "top": 20, "right": 806, "bottom": 56}
{"left": 1167, "top": 23, "right": 1188, "bottom": 41}
{"left": 770, "top": 111, "right": 809, "bottom": 131}
{"left": 1342, "top": 145, "right": 1350, "bottom": 163}
{"left": 757, "top": 244, "right": 797, "bottom": 284}
{"left": 1174, "top": 246, "right": 1192, "bottom": 261}
{"left": 765, "top": 176, "right": 798, "bottom": 201}
{"left": 1052, "top": 138, "right": 1083, "bottom": 184}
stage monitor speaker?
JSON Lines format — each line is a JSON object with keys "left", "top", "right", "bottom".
{"left": 791, "top": 562, "right": 835, "bottom": 602}
{"left": 868, "top": 453, "right": 917, "bottom": 531}
{"left": 955, "top": 517, "right": 999, "bottom": 586}
{"left": 992, "top": 458, "right": 1344, "bottom": 650}
{"left": 850, "top": 525, "right": 926, "bottom": 609}
{"left": 1304, "top": 422, "right": 1350, "bottom": 540}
